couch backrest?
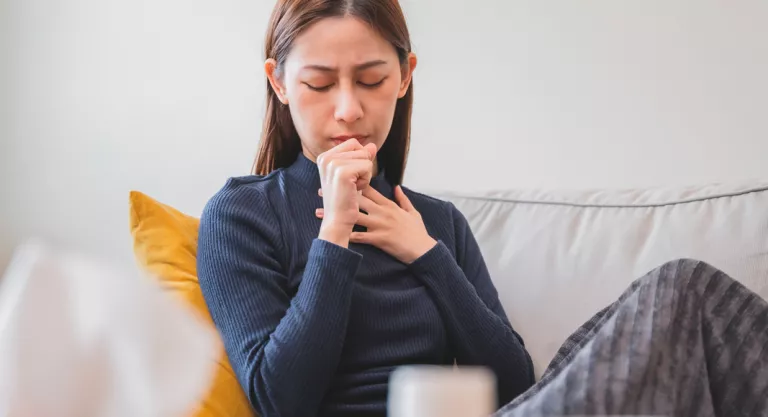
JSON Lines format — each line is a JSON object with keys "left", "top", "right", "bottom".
{"left": 437, "top": 181, "right": 768, "bottom": 378}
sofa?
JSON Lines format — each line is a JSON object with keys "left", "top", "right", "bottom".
{"left": 436, "top": 180, "right": 768, "bottom": 378}
{"left": 3, "top": 181, "right": 767, "bottom": 416}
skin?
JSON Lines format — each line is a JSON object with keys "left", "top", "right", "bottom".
{"left": 264, "top": 15, "right": 436, "bottom": 263}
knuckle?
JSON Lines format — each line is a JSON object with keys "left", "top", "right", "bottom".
{"left": 337, "top": 164, "right": 351, "bottom": 176}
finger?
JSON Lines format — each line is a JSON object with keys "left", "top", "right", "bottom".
{"left": 325, "top": 149, "right": 373, "bottom": 161}
{"left": 355, "top": 211, "right": 375, "bottom": 227}
{"left": 323, "top": 158, "right": 375, "bottom": 190}
{"left": 325, "top": 138, "right": 363, "bottom": 155}
{"left": 318, "top": 188, "right": 323, "bottom": 197}
{"left": 363, "top": 142, "right": 378, "bottom": 161}
{"left": 362, "top": 186, "right": 393, "bottom": 207}
{"left": 349, "top": 231, "right": 376, "bottom": 245}
{"left": 358, "top": 194, "right": 383, "bottom": 214}
{"left": 394, "top": 185, "right": 416, "bottom": 212}
{"left": 315, "top": 208, "right": 324, "bottom": 218}
{"left": 317, "top": 139, "right": 363, "bottom": 164}
{"left": 342, "top": 159, "right": 375, "bottom": 190}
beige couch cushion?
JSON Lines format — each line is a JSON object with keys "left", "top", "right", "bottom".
{"left": 437, "top": 181, "right": 768, "bottom": 378}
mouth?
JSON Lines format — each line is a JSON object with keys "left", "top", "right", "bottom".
{"left": 331, "top": 134, "right": 369, "bottom": 146}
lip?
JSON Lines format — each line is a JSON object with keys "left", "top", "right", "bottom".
{"left": 331, "top": 134, "right": 367, "bottom": 141}
{"left": 330, "top": 134, "right": 368, "bottom": 145}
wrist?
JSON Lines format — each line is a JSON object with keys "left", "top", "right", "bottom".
{"left": 405, "top": 237, "right": 438, "bottom": 265}
{"left": 318, "top": 222, "right": 351, "bottom": 248}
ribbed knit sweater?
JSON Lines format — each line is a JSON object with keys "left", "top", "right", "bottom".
{"left": 196, "top": 152, "right": 535, "bottom": 417}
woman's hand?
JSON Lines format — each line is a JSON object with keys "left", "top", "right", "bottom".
{"left": 316, "top": 139, "right": 378, "bottom": 248}
{"left": 316, "top": 184, "right": 437, "bottom": 264}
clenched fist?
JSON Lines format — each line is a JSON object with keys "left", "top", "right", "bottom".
{"left": 315, "top": 138, "right": 378, "bottom": 248}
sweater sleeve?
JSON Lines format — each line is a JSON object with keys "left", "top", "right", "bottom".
{"left": 196, "top": 182, "right": 362, "bottom": 417}
{"left": 407, "top": 203, "right": 535, "bottom": 406}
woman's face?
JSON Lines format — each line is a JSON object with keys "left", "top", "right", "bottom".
{"left": 266, "top": 16, "right": 416, "bottom": 163}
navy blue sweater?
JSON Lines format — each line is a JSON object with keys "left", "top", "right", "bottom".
{"left": 197, "top": 153, "right": 534, "bottom": 417}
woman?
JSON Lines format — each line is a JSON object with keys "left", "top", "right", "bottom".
{"left": 198, "top": 1, "right": 768, "bottom": 417}
{"left": 197, "top": 1, "right": 534, "bottom": 416}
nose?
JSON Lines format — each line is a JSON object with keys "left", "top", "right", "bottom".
{"left": 334, "top": 86, "right": 363, "bottom": 123}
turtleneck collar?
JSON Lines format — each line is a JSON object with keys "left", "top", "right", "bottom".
{"left": 285, "top": 152, "right": 394, "bottom": 201}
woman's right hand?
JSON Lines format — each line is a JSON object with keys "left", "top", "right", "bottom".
{"left": 316, "top": 138, "right": 378, "bottom": 248}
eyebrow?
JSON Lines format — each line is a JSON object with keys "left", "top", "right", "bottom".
{"left": 301, "top": 60, "right": 388, "bottom": 72}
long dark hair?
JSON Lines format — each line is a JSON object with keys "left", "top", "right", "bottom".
{"left": 253, "top": 0, "right": 413, "bottom": 185}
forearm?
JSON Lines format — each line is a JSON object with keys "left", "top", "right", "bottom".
{"left": 205, "top": 239, "right": 362, "bottom": 417}
{"left": 408, "top": 241, "right": 535, "bottom": 403}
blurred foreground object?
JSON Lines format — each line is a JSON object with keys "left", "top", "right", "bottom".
{"left": 388, "top": 365, "right": 496, "bottom": 417}
{"left": 0, "top": 242, "right": 217, "bottom": 417}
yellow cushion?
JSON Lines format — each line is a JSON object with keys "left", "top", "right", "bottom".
{"left": 129, "top": 191, "right": 256, "bottom": 417}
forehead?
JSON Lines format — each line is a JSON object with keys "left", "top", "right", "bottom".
{"left": 287, "top": 16, "right": 397, "bottom": 67}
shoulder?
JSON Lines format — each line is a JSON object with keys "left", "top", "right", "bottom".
{"left": 400, "top": 186, "right": 467, "bottom": 225}
{"left": 401, "top": 187, "right": 483, "bottom": 269}
{"left": 200, "top": 170, "right": 285, "bottom": 229}
{"left": 399, "top": 186, "right": 469, "bottom": 246}
{"left": 399, "top": 185, "right": 449, "bottom": 212}
{"left": 197, "top": 171, "right": 289, "bottom": 264}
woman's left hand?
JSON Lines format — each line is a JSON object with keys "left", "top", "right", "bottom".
{"left": 316, "top": 185, "right": 437, "bottom": 264}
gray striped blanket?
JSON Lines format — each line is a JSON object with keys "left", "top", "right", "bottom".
{"left": 495, "top": 259, "right": 768, "bottom": 417}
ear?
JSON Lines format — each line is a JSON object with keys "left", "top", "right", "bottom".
{"left": 397, "top": 52, "right": 417, "bottom": 99}
{"left": 265, "top": 58, "right": 289, "bottom": 104}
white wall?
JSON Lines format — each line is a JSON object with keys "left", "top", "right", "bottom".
{"left": 3, "top": 0, "right": 768, "bottom": 269}
{"left": 2, "top": 0, "right": 16, "bottom": 271}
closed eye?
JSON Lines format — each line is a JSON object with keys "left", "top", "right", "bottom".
{"left": 304, "top": 82, "right": 334, "bottom": 92}
{"left": 359, "top": 78, "right": 386, "bottom": 89}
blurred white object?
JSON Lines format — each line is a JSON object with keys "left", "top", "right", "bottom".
{"left": 388, "top": 365, "right": 496, "bottom": 417}
{"left": 0, "top": 242, "right": 217, "bottom": 417}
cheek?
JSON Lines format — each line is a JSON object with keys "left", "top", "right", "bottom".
{"left": 289, "top": 89, "right": 331, "bottom": 131}
{"left": 367, "top": 82, "right": 401, "bottom": 127}
{"left": 293, "top": 88, "right": 328, "bottom": 114}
